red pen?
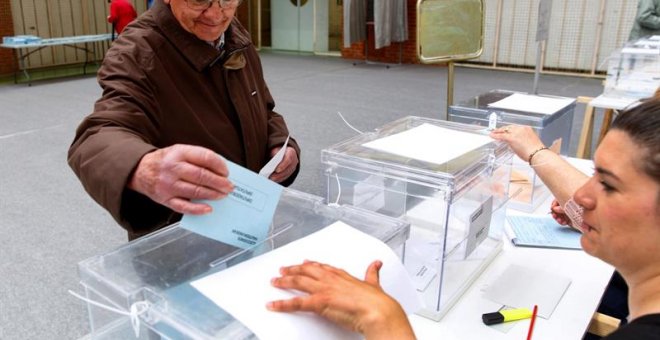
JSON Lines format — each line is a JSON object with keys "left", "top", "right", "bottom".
{"left": 526, "top": 305, "right": 538, "bottom": 340}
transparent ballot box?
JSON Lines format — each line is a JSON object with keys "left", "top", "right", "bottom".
{"left": 321, "top": 117, "right": 513, "bottom": 320}
{"left": 448, "top": 89, "right": 575, "bottom": 211}
{"left": 604, "top": 47, "right": 660, "bottom": 100}
{"left": 76, "top": 189, "right": 410, "bottom": 339}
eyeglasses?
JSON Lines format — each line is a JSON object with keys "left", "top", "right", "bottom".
{"left": 184, "top": 0, "right": 242, "bottom": 11}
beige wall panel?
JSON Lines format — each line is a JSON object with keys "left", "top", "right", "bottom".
{"left": 479, "top": 0, "right": 497, "bottom": 63}
{"left": 15, "top": 0, "right": 43, "bottom": 68}
{"left": 473, "top": 0, "right": 637, "bottom": 74}
{"left": 47, "top": 0, "right": 67, "bottom": 64}
{"left": 35, "top": 0, "right": 56, "bottom": 66}
{"left": 55, "top": 0, "right": 79, "bottom": 62}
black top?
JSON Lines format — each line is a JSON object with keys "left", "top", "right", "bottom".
{"left": 604, "top": 314, "right": 660, "bottom": 339}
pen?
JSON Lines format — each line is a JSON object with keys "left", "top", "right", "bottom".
{"left": 526, "top": 305, "right": 538, "bottom": 340}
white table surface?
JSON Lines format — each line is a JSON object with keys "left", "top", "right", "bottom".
{"left": 0, "top": 34, "right": 111, "bottom": 48}
{"left": 409, "top": 158, "right": 614, "bottom": 340}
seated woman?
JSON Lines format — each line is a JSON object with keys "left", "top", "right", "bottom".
{"left": 266, "top": 99, "right": 660, "bottom": 339}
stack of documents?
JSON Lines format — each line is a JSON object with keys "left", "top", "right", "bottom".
{"left": 507, "top": 214, "right": 582, "bottom": 250}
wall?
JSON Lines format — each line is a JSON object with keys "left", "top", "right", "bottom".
{"left": 341, "top": 0, "right": 637, "bottom": 76}
{"left": 475, "top": 0, "right": 636, "bottom": 75}
{"left": 2, "top": 0, "right": 640, "bottom": 77}
{"left": 0, "top": 0, "right": 16, "bottom": 75}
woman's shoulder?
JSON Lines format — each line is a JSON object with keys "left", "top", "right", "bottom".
{"left": 604, "top": 314, "right": 660, "bottom": 340}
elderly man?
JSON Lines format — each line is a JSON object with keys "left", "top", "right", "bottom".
{"left": 69, "top": 0, "right": 300, "bottom": 240}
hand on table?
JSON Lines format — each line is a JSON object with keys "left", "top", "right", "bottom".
{"left": 268, "top": 146, "right": 298, "bottom": 183}
{"left": 127, "top": 144, "right": 234, "bottom": 214}
{"left": 267, "top": 260, "right": 415, "bottom": 340}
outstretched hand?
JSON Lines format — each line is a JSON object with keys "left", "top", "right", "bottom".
{"left": 267, "top": 260, "right": 415, "bottom": 340}
{"left": 127, "top": 144, "right": 234, "bottom": 214}
{"left": 490, "top": 125, "right": 545, "bottom": 162}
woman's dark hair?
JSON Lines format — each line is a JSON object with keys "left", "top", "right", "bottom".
{"left": 612, "top": 99, "right": 660, "bottom": 185}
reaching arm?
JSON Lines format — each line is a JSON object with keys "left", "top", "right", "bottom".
{"left": 490, "top": 125, "right": 588, "bottom": 207}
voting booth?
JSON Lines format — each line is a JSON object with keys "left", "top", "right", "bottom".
{"left": 76, "top": 189, "right": 410, "bottom": 339}
{"left": 448, "top": 90, "right": 576, "bottom": 211}
{"left": 321, "top": 117, "right": 513, "bottom": 320}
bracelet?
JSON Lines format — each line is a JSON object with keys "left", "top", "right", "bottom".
{"left": 528, "top": 146, "right": 549, "bottom": 166}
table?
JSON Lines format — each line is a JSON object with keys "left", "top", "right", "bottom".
{"left": 0, "top": 34, "right": 112, "bottom": 85}
{"left": 409, "top": 158, "right": 615, "bottom": 339}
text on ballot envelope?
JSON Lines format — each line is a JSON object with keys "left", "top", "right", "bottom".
{"left": 181, "top": 158, "right": 283, "bottom": 249}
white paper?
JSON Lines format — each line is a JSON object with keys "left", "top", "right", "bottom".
{"left": 259, "top": 135, "right": 290, "bottom": 177}
{"left": 621, "top": 47, "right": 660, "bottom": 55}
{"left": 362, "top": 123, "right": 493, "bottom": 165}
{"left": 633, "top": 39, "right": 660, "bottom": 47}
{"left": 487, "top": 93, "right": 574, "bottom": 115}
{"left": 589, "top": 95, "right": 640, "bottom": 110}
{"left": 191, "top": 221, "right": 421, "bottom": 340}
{"left": 483, "top": 264, "right": 571, "bottom": 319}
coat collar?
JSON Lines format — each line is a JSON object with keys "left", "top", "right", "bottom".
{"left": 148, "top": 0, "right": 251, "bottom": 71}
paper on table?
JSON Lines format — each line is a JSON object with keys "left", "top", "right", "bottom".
{"left": 362, "top": 123, "right": 493, "bottom": 165}
{"left": 483, "top": 264, "right": 571, "bottom": 319}
{"left": 191, "top": 221, "right": 421, "bottom": 340}
{"left": 508, "top": 214, "right": 582, "bottom": 250}
{"left": 621, "top": 47, "right": 660, "bottom": 55}
{"left": 259, "top": 135, "right": 290, "bottom": 177}
{"left": 181, "top": 158, "right": 283, "bottom": 249}
{"left": 589, "top": 95, "right": 640, "bottom": 111}
{"left": 487, "top": 93, "right": 575, "bottom": 115}
{"left": 634, "top": 39, "right": 660, "bottom": 47}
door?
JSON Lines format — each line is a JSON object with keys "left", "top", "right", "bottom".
{"left": 314, "top": 0, "right": 342, "bottom": 54}
{"left": 271, "top": 0, "right": 313, "bottom": 51}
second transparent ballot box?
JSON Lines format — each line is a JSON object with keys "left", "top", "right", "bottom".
{"left": 448, "top": 90, "right": 576, "bottom": 211}
{"left": 604, "top": 47, "right": 660, "bottom": 100}
{"left": 321, "top": 117, "right": 513, "bottom": 320}
{"left": 76, "top": 189, "right": 410, "bottom": 339}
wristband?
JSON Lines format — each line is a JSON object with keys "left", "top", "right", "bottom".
{"left": 528, "top": 147, "right": 549, "bottom": 166}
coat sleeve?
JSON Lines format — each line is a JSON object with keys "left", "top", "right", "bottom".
{"left": 67, "top": 44, "right": 174, "bottom": 236}
{"left": 637, "top": 0, "right": 660, "bottom": 30}
{"left": 263, "top": 84, "right": 301, "bottom": 187}
{"left": 244, "top": 46, "right": 301, "bottom": 187}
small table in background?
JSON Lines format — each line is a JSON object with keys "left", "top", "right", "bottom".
{"left": 0, "top": 34, "right": 112, "bottom": 86}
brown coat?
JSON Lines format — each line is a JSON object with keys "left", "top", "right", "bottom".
{"left": 68, "top": 1, "right": 300, "bottom": 239}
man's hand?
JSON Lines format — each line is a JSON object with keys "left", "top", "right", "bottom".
{"left": 127, "top": 144, "right": 234, "bottom": 214}
{"left": 268, "top": 146, "right": 298, "bottom": 183}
